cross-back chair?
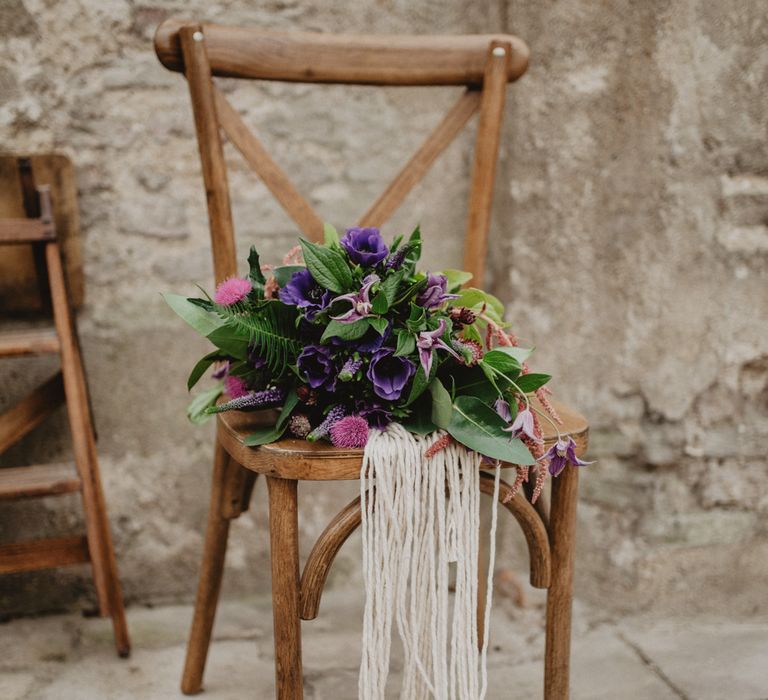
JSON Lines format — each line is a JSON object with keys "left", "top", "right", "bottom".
{"left": 155, "top": 18, "right": 588, "bottom": 700}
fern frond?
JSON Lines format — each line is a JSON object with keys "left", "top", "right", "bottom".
{"left": 215, "top": 301, "right": 301, "bottom": 374}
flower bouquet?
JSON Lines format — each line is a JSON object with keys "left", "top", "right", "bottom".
{"left": 165, "top": 225, "right": 587, "bottom": 491}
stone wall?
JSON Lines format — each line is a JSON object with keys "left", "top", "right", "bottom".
{"left": 0, "top": 0, "right": 765, "bottom": 617}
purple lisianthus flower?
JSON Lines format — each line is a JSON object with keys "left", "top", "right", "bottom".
{"left": 416, "top": 318, "right": 462, "bottom": 376}
{"left": 503, "top": 406, "right": 542, "bottom": 444}
{"left": 341, "top": 227, "right": 389, "bottom": 266}
{"left": 297, "top": 344, "right": 336, "bottom": 390}
{"left": 356, "top": 400, "right": 393, "bottom": 429}
{"left": 330, "top": 274, "right": 378, "bottom": 324}
{"left": 416, "top": 273, "right": 459, "bottom": 309}
{"left": 279, "top": 268, "right": 332, "bottom": 320}
{"left": 540, "top": 436, "right": 594, "bottom": 477}
{"left": 366, "top": 347, "right": 416, "bottom": 400}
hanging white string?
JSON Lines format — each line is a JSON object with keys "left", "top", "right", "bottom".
{"left": 359, "top": 424, "right": 501, "bottom": 700}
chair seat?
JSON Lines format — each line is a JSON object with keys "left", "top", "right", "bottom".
{"left": 217, "top": 396, "right": 588, "bottom": 481}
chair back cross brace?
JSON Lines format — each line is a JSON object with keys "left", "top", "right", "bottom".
{"left": 0, "top": 158, "right": 130, "bottom": 657}
{"left": 155, "top": 19, "right": 586, "bottom": 699}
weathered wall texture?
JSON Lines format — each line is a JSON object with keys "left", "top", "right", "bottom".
{"left": 1, "top": 0, "right": 766, "bottom": 617}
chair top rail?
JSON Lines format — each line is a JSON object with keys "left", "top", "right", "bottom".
{"left": 154, "top": 19, "right": 529, "bottom": 86}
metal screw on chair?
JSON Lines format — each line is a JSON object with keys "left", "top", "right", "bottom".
{"left": 492, "top": 46, "right": 506, "bottom": 57}
{"left": 193, "top": 31, "right": 204, "bottom": 42}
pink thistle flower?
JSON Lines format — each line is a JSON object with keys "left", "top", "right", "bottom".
{"left": 224, "top": 375, "right": 249, "bottom": 399}
{"left": 329, "top": 415, "right": 369, "bottom": 449}
{"left": 214, "top": 277, "right": 251, "bottom": 306}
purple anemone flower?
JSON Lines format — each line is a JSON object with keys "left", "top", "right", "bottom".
{"left": 366, "top": 347, "right": 416, "bottom": 401}
{"left": 502, "top": 406, "right": 542, "bottom": 443}
{"left": 341, "top": 227, "right": 389, "bottom": 266}
{"left": 416, "top": 318, "right": 462, "bottom": 376}
{"left": 540, "top": 436, "right": 594, "bottom": 477}
{"left": 297, "top": 344, "right": 336, "bottom": 390}
{"left": 330, "top": 274, "right": 379, "bottom": 324}
{"left": 416, "top": 274, "right": 459, "bottom": 309}
{"left": 279, "top": 268, "right": 332, "bottom": 320}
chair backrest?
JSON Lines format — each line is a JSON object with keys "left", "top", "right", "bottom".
{"left": 154, "top": 19, "right": 529, "bottom": 288}
{"left": 0, "top": 154, "right": 84, "bottom": 314}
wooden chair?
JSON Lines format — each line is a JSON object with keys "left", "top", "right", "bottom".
{"left": 154, "top": 19, "right": 588, "bottom": 699}
{"left": 0, "top": 155, "right": 130, "bottom": 657}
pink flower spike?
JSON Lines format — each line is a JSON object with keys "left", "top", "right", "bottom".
{"left": 214, "top": 277, "right": 252, "bottom": 306}
{"left": 329, "top": 415, "right": 369, "bottom": 449}
{"left": 224, "top": 375, "right": 249, "bottom": 399}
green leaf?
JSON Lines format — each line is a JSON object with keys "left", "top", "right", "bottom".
{"left": 401, "top": 404, "right": 437, "bottom": 435}
{"left": 371, "top": 292, "right": 389, "bottom": 314}
{"left": 446, "top": 396, "right": 534, "bottom": 465}
{"left": 276, "top": 389, "right": 299, "bottom": 430}
{"left": 187, "top": 350, "right": 225, "bottom": 390}
{"left": 514, "top": 373, "right": 552, "bottom": 393}
{"left": 187, "top": 384, "right": 223, "bottom": 425}
{"left": 490, "top": 345, "right": 534, "bottom": 365}
{"left": 380, "top": 271, "right": 404, "bottom": 305}
{"left": 404, "top": 361, "right": 435, "bottom": 406}
{"left": 206, "top": 326, "right": 250, "bottom": 360}
{"left": 323, "top": 222, "right": 340, "bottom": 247}
{"left": 429, "top": 378, "right": 453, "bottom": 428}
{"left": 451, "top": 366, "right": 499, "bottom": 403}
{"left": 243, "top": 424, "right": 286, "bottom": 446}
{"left": 395, "top": 332, "right": 416, "bottom": 357}
{"left": 370, "top": 317, "right": 389, "bottom": 335}
{"left": 321, "top": 318, "right": 370, "bottom": 342}
{"left": 299, "top": 238, "right": 353, "bottom": 293}
{"left": 455, "top": 287, "right": 505, "bottom": 322}
{"left": 163, "top": 293, "right": 224, "bottom": 336}
{"left": 481, "top": 350, "right": 522, "bottom": 376}
{"left": 273, "top": 265, "right": 304, "bottom": 287}
{"left": 247, "top": 245, "right": 266, "bottom": 286}
{"left": 442, "top": 268, "right": 473, "bottom": 292}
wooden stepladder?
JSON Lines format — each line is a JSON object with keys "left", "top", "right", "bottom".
{"left": 0, "top": 155, "right": 130, "bottom": 657}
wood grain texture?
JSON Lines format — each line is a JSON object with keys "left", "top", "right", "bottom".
{"left": 462, "top": 42, "right": 511, "bottom": 289}
{"left": 267, "top": 477, "right": 304, "bottom": 699}
{"left": 0, "top": 371, "right": 64, "bottom": 454}
{"left": 182, "top": 435, "right": 236, "bottom": 695}
{"left": 0, "top": 536, "right": 89, "bottom": 574}
{"left": 0, "top": 462, "right": 80, "bottom": 500}
{"left": 156, "top": 19, "right": 529, "bottom": 86}
{"left": 215, "top": 88, "right": 324, "bottom": 242}
{"left": 0, "top": 155, "right": 83, "bottom": 313}
{"left": 358, "top": 89, "right": 481, "bottom": 227}
{"left": 217, "top": 397, "right": 587, "bottom": 481}
{"left": 46, "top": 240, "right": 130, "bottom": 657}
{"left": 544, "top": 463, "right": 580, "bottom": 699}
{"left": 180, "top": 26, "right": 237, "bottom": 282}
{"left": 0, "top": 326, "right": 60, "bottom": 357}
{"left": 0, "top": 218, "right": 54, "bottom": 242}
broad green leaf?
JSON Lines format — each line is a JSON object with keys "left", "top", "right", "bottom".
{"left": 187, "top": 384, "right": 223, "bottom": 424}
{"left": 446, "top": 396, "right": 534, "bottom": 465}
{"left": 514, "top": 373, "right": 552, "bottom": 393}
{"left": 163, "top": 293, "right": 224, "bottom": 336}
{"left": 370, "top": 317, "right": 389, "bottom": 335}
{"left": 321, "top": 318, "right": 370, "bottom": 342}
{"left": 401, "top": 406, "right": 437, "bottom": 435}
{"left": 380, "top": 270, "right": 404, "bottom": 304}
{"left": 451, "top": 366, "right": 499, "bottom": 403}
{"left": 187, "top": 350, "right": 225, "bottom": 390}
{"left": 273, "top": 265, "right": 304, "bottom": 287}
{"left": 442, "top": 268, "right": 473, "bottom": 292}
{"left": 429, "top": 378, "right": 453, "bottom": 428}
{"left": 490, "top": 345, "right": 534, "bottom": 364}
{"left": 247, "top": 245, "right": 266, "bottom": 286}
{"left": 323, "top": 222, "right": 340, "bottom": 247}
{"left": 455, "top": 287, "right": 505, "bottom": 322}
{"left": 395, "top": 332, "right": 416, "bottom": 357}
{"left": 371, "top": 292, "right": 389, "bottom": 314}
{"left": 243, "top": 424, "right": 286, "bottom": 446}
{"left": 481, "top": 350, "right": 522, "bottom": 376}
{"left": 206, "top": 326, "right": 249, "bottom": 360}
{"left": 299, "top": 238, "right": 353, "bottom": 293}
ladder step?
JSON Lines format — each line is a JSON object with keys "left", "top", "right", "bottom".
{"left": 0, "top": 462, "right": 81, "bottom": 500}
{"left": 0, "top": 536, "right": 90, "bottom": 574}
{"left": 0, "top": 327, "right": 60, "bottom": 357}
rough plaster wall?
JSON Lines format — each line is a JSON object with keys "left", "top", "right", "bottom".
{"left": 0, "top": 0, "right": 766, "bottom": 618}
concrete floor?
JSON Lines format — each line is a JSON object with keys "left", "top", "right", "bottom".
{"left": 1, "top": 586, "right": 766, "bottom": 700}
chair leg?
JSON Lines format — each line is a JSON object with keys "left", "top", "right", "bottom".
{"left": 267, "top": 476, "right": 304, "bottom": 700}
{"left": 544, "top": 466, "right": 579, "bottom": 700}
{"left": 181, "top": 436, "right": 237, "bottom": 695}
